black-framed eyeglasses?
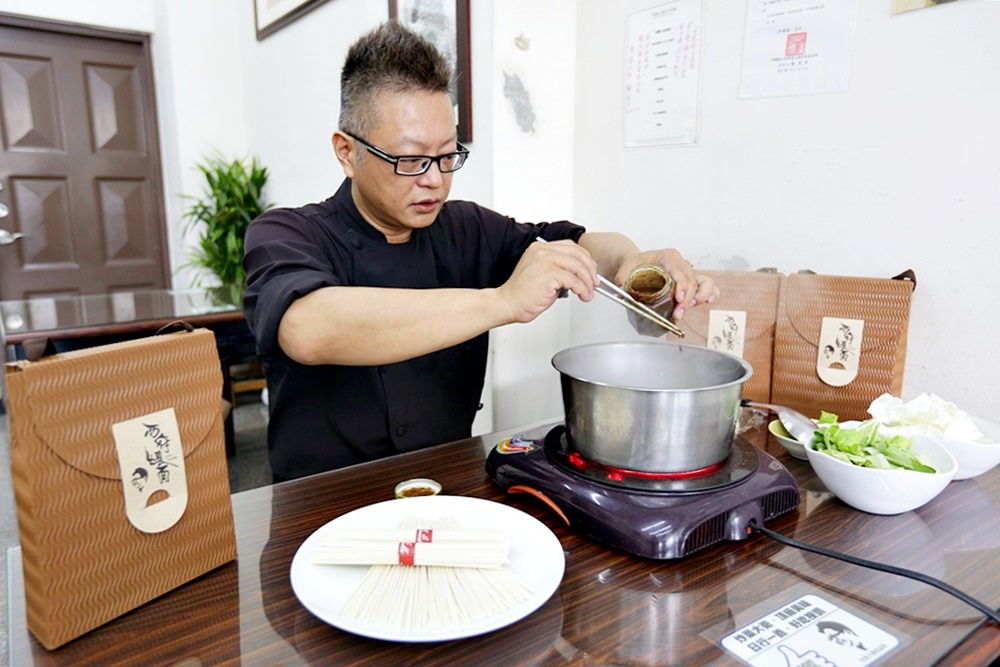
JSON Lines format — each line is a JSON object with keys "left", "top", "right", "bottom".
{"left": 344, "top": 131, "right": 469, "bottom": 176}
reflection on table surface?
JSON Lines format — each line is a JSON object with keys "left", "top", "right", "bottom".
{"left": 1, "top": 288, "right": 242, "bottom": 341}
{"left": 6, "top": 420, "right": 1000, "bottom": 666}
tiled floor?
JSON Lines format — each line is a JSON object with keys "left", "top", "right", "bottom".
{"left": 0, "top": 393, "right": 272, "bottom": 664}
{"left": 227, "top": 392, "right": 273, "bottom": 492}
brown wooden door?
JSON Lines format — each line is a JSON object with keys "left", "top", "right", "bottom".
{"left": 0, "top": 16, "right": 169, "bottom": 300}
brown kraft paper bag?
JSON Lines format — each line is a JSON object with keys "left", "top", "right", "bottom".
{"left": 676, "top": 269, "right": 783, "bottom": 404}
{"left": 770, "top": 270, "right": 916, "bottom": 422}
{"left": 5, "top": 327, "right": 237, "bottom": 650}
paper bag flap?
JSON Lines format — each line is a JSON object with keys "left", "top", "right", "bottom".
{"left": 5, "top": 329, "right": 221, "bottom": 481}
{"left": 682, "top": 307, "right": 776, "bottom": 344}
{"left": 781, "top": 272, "right": 915, "bottom": 352}
{"left": 680, "top": 270, "right": 783, "bottom": 344}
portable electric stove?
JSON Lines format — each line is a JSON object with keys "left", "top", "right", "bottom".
{"left": 486, "top": 423, "right": 800, "bottom": 559}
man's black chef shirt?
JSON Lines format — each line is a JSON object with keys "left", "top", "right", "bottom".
{"left": 243, "top": 179, "right": 585, "bottom": 480}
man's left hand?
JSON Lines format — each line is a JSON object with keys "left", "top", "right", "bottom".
{"left": 613, "top": 250, "right": 718, "bottom": 320}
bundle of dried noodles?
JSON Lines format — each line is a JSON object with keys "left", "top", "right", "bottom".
{"left": 317, "top": 517, "right": 535, "bottom": 632}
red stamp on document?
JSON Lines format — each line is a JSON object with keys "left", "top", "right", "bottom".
{"left": 785, "top": 32, "right": 807, "bottom": 56}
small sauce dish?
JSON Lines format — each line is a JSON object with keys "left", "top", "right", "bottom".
{"left": 768, "top": 419, "right": 808, "bottom": 461}
{"left": 394, "top": 478, "right": 443, "bottom": 499}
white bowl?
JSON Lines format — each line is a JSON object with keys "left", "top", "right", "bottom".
{"left": 768, "top": 419, "right": 808, "bottom": 460}
{"left": 883, "top": 416, "right": 1000, "bottom": 481}
{"left": 805, "top": 433, "right": 957, "bottom": 515}
{"left": 942, "top": 416, "right": 1000, "bottom": 479}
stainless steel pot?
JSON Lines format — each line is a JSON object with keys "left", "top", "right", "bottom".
{"left": 552, "top": 341, "right": 753, "bottom": 473}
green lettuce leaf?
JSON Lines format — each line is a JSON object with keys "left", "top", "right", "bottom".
{"left": 811, "top": 412, "right": 937, "bottom": 473}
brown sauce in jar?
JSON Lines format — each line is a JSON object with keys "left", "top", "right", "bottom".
{"left": 625, "top": 264, "right": 674, "bottom": 303}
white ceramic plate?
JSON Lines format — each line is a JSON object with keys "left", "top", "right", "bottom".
{"left": 290, "top": 495, "right": 565, "bottom": 643}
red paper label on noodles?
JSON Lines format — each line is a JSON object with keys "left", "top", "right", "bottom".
{"left": 397, "top": 542, "right": 416, "bottom": 566}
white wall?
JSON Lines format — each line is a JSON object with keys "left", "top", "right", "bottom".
{"left": 154, "top": 0, "right": 249, "bottom": 290}
{"left": 567, "top": 0, "right": 1000, "bottom": 420}
{"left": 489, "top": 0, "right": 577, "bottom": 429}
{"left": 237, "top": 0, "right": 494, "bottom": 211}
{"left": 0, "top": 0, "right": 154, "bottom": 31}
{"left": 237, "top": 0, "right": 372, "bottom": 210}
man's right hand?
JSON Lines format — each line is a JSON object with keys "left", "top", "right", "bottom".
{"left": 496, "top": 239, "right": 600, "bottom": 324}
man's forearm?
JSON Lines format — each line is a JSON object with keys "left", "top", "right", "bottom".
{"left": 277, "top": 285, "right": 512, "bottom": 366}
{"left": 577, "top": 231, "right": 642, "bottom": 279}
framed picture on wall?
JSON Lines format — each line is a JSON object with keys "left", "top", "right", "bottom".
{"left": 255, "top": 0, "right": 333, "bottom": 40}
{"left": 389, "top": 0, "right": 473, "bottom": 143}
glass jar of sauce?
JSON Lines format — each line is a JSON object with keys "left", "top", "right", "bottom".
{"left": 624, "top": 264, "right": 676, "bottom": 337}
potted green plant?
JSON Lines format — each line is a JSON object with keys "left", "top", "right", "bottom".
{"left": 182, "top": 154, "right": 272, "bottom": 304}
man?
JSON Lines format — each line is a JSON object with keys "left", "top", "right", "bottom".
{"left": 243, "top": 21, "right": 718, "bottom": 482}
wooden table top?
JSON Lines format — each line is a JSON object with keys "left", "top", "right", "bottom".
{"left": 7, "top": 418, "right": 1000, "bottom": 666}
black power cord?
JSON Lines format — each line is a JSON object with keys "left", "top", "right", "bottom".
{"left": 747, "top": 519, "right": 1000, "bottom": 625}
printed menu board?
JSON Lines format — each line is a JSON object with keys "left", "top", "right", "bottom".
{"left": 624, "top": 0, "right": 702, "bottom": 147}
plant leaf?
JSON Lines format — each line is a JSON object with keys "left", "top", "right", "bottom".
{"left": 180, "top": 152, "right": 273, "bottom": 294}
